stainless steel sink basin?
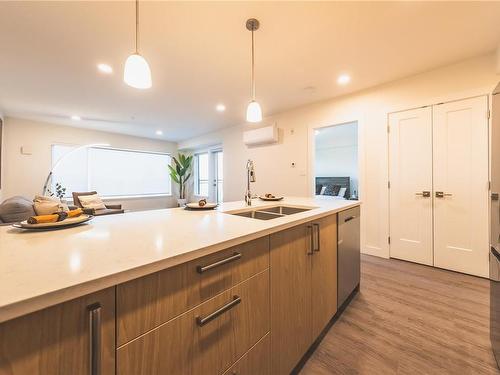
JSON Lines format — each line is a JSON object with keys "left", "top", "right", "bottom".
{"left": 228, "top": 205, "right": 314, "bottom": 220}
{"left": 259, "top": 206, "right": 312, "bottom": 215}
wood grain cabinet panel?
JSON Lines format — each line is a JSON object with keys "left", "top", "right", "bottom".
{"left": 270, "top": 213, "right": 339, "bottom": 374}
{"left": 270, "top": 224, "right": 312, "bottom": 375}
{"left": 117, "top": 236, "right": 269, "bottom": 345}
{"left": 0, "top": 288, "right": 115, "bottom": 375}
{"left": 116, "top": 269, "right": 270, "bottom": 375}
{"left": 223, "top": 334, "right": 270, "bottom": 375}
{"left": 311, "top": 214, "right": 338, "bottom": 338}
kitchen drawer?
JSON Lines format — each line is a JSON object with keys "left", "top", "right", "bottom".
{"left": 117, "top": 236, "right": 269, "bottom": 345}
{"left": 116, "top": 269, "right": 270, "bottom": 375}
{"left": 223, "top": 333, "right": 270, "bottom": 375}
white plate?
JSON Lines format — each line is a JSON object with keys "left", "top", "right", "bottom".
{"left": 258, "top": 196, "right": 284, "bottom": 201}
{"left": 12, "top": 214, "right": 93, "bottom": 230}
{"left": 185, "top": 202, "right": 218, "bottom": 209}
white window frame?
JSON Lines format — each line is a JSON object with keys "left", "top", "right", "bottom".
{"left": 51, "top": 144, "right": 172, "bottom": 199}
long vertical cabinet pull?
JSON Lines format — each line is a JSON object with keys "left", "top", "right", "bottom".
{"left": 307, "top": 225, "right": 314, "bottom": 255}
{"left": 88, "top": 303, "right": 102, "bottom": 375}
{"left": 313, "top": 223, "right": 320, "bottom": 252}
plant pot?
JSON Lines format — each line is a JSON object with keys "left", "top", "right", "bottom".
{"left": 177, "top": 198, "right": 187, "bottom": 207}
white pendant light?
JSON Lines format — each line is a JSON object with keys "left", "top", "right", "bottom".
{"left": 124, "top": 0, "right": 152, "bottom": 89}
{"left": 246, "top": 18, "right": 262, "bottom": 123}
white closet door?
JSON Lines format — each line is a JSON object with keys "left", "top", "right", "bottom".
{"left": 433, "top": 96, "right": 489, "bottom": 277}
{"left": 389, "top": 107, "right": 433, "bottom": 265}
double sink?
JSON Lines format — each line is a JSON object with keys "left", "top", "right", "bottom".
{"left": 228, "top": 205, "right": 314, "bottom": 220}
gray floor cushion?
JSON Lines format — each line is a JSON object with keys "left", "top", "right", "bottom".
{"left": 0, "top": 196, "right": 36, "bottom": 224}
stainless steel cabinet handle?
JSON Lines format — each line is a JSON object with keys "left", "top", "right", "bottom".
{"left": 313, "top": 223, "right": 320, "bottom": 252}
{"left": 415, "top": 191, "right": 431, "bottom": 197}
{"left": 196, "top": 252, "right": 242, "bottom": 273}
{"left": 435, "top": 191, "right": 452, "bottom": 198}
{"left": 307, "top": 225, "right": 314, "bottom": 255}
{"left": 88, "top": 303, "right": 102, "bottom": 375}
{"left": 344, "top": 215, "right": 356, "bottom": 222}
{"left": 196, "top": 295, "right": 241, "bottom": 326}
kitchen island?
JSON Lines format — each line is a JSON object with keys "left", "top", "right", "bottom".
{"left": 0, "top": 197, "right": 360, "bottom": 375}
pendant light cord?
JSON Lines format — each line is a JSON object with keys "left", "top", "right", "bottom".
{"left": 251, "top": 28, "right": 255, "bottom": 101}
{"left": 135, "top": 0, "right": 139, "bottom": 53}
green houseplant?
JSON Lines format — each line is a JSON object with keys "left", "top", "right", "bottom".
{"left": 168, "top": 153, "right": 193, "bottom": 206}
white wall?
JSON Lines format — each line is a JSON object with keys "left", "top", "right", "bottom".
{"left": 2, "top": 117, "right": 178, "bottom": 211}
{"left": 315, "top": 122, "right": 358, "bottom": 195}
{"left": 180, "top": 53, "right": 500, "bottom": 258}
{"left": 0, "top": 112, "right": 4, "bottom": 202}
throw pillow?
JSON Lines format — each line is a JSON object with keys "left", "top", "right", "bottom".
{"left": 33, "top": 195, "right": 68, "bottom": 215}
{"left": 78, "top": 194, "right": 106, "bottom": 210}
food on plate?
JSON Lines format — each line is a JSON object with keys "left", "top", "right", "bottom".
{"left": 198, "top": 198, "right": 207, "bottom": 207}
{"left": 27, "top": 211, "right": 68, "bottom": 225}
{"left": 265, "top": 193, "right": 276, "bottom": 199}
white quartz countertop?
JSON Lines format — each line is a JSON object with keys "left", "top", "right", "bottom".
{"left": 0, "top": 197, "right": 360, "bottom": 323}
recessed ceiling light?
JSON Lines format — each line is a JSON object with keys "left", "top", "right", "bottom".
{"left": 337, "top": 74, "right": 351, "bottom": 85}
{"left": 71, "top": 115, "right": 81, "bottom": 121}
{"left": 97, "top": 63, "right": 113, "bottom": 74}
{"left": 216, "top": 104, "right": 226, "bottom": 112}
{"left": 155, "top": 130, "right": 163, "bottom": 136}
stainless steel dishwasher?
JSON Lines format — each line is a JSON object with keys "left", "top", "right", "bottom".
{"left": 338, "top": 206, "right": 361, "bottom": 307}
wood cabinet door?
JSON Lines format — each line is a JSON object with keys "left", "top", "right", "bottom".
{"left": 117, "top": 236, "right": 269, "bottom": 346}
{"left": 117, "top": 270, "right": 269, "bottom": 375}
{"left": 270, "top": 224, "right": 312, "bottom": 375}
{"left": 0, "top": 288, "right": 115, "bottom": 375}
{"left": 311, "top": 214, "right": 338, "bottom": 339}
{"left": 223, "top": 334, "right": 270, "bottom": 375}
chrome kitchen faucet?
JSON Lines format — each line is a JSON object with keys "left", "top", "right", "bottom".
{"left": 245, "top": 159, "right": 256, "bottom": 206}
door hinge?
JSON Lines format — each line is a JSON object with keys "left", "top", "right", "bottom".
{"left": 388, "top": 181, "right": 391, "bottom": 189}
{"left": 387, "top": 124, "right": 390, "bottom": 133}
{"left": 488, "top": 109, "right": 491, "bottom": 120}
{"left": 489, "top": 181, "right": 492, "bottom": 190}
{"left": 388, "top": 236, "right": 391, "bottom": 245}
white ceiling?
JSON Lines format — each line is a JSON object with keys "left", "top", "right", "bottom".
{"left": 1, "top": 1, "right": 500, "bottom": 142}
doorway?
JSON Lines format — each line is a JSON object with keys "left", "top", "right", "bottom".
{"left": 313, "top": 122, "right": 359, "bottom": 201}
{"left": 193, "top": 147, "right": 223, "bottom": 203}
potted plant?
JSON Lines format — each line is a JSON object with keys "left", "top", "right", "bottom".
{"left": 168, "top": 153, "right": 193, "bottom": 206}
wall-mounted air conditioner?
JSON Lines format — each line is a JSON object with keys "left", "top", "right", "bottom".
{"left": 243, "top": 123, "right": 278, "bottom": 146}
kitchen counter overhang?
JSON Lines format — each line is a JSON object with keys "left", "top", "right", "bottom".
{"left": 0, "top": 197, "right": 360, "bottom": 323}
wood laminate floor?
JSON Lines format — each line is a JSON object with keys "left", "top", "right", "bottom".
{"left": 300, "top": 254, "right": 500, "bottom": 375}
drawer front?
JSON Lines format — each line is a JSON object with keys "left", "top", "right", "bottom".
{"left": 223, "top": 333, "right": 270, "bottom": 375}
{"left": 117, "top": 236, "right": 269, "bottom": 345}
{"left": 117, "top": 269, "right": 270, "bottom": 375}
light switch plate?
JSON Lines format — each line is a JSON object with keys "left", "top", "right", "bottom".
{"left": 20, "top": 146, "right": 32, "bottom": 155}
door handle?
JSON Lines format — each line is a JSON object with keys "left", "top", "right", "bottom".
{"left": 415, "top": 191, "right": 431, "bottom": 197}
{"left": 435, "top": 191, "right": 452, "bottom": 198}
{"left": 196, "top": 295, "right": 241, "bottom": 326}
{"left": 307, "top": 225, "right": 314, "bottom": 255}
{"left": 313, "top": 223, "right": 320, "bottom": 252}
{"left": 88, "top": 303, "right": 102, "bottom": 375}
{"left": 196, "top": 252, "right": 242, "bottom": 273}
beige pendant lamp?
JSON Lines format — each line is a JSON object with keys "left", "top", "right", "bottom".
{"left": 245, "top": 18, "right": 262, "bottom": 123}
{"left": 124, "top": 0, "right": 152, "bottom": 89}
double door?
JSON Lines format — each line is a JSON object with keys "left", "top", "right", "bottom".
{"left": 389, "top": 96, "right": 489, "bottom": 277}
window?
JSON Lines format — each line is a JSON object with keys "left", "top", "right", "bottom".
{"left": 194, "top": 148, "right": 223, "bottom": 203}
{"left": 194, "top": 152, "right": 209, "bottom": 197}
{"left": 51, "top": 145, "right": 171, "bottom": 198}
